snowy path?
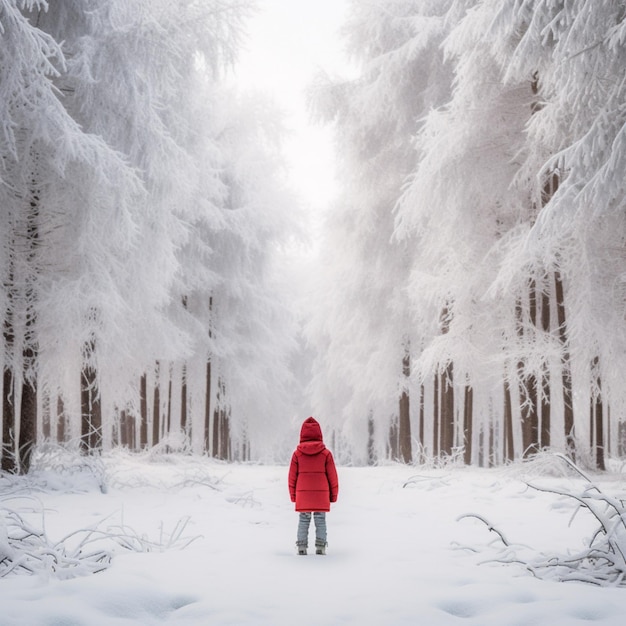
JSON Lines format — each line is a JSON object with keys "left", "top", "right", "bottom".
{"left": 2, "top": 457, "right": 626, "bottom": 625}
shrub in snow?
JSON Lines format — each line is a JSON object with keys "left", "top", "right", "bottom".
{"left": 0, "top": 446, "right": 206, "bottom": 580}
{"left": 147, "top": 431, "right": 193, "bottom": 458}
{"left": 26, "top": 442, "right": 108, "bottom": 494}
{"left": 0, "top": 501, "right": 110, "bottom": 579}
{"left": 106, "top": 448, "right": 222, "bottom": 492}
{"left": 0, "top": 498, "right": 200, "bottom": 580}
{"left": 458, "top": 453, "right": 626, "bottom": 587}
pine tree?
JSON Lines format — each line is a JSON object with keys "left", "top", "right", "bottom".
{"left": 307, "top": 0, "right": 457, "bottom": 463}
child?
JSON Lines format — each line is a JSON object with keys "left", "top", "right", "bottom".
{"left": 288, "top": 416, "right": 339, "bottom": 555}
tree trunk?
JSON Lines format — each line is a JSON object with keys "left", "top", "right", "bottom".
{"left": 241, "top": 430, "right": 250, "bottom": 462}
{"left": 540, "top": 287, "right": 551, "bottom": 448}
{"left": 463, "top": 385, "right": 473, "bottom": 465}
{"left": 433, "top": 374, "right": 439, "bottom": 457}
{"left": 0, "top": 365, "right": 4, "bottom": 467}
{"left": 534, "top": 150, "right": 562, "bottom": 454}
{"left": 520, "top": 373, "right": 538, "bottom": 456}
{"left": 503, "top": 379, "right": 514, "bottom": 462}
{"left": 367, "top": 412, "right": 376, "bottom": 465}
{"left": 438, "top": 308, "right": 454, "bottom": 458}
{"left": 554, "top": 271, "right": 575, "bottom": 458}
{"left": 152, "top": 364, "right": 161, "bottom": 447}
{"left": 18, "top": 377, "right": 37, "bottom": 473}
{"left": 488, "top": 420, "right": 495, "bottom": 467}
{"left": 212, "top": 406, "right": 219, "bottom": 458}
{"left": 80, "top": 343, "right": 102, "bottom": 452}
{"left": 440, "top": 363, "right": 454, "bottom": 456}
{"left": 41, "top": 391, "right": 51, "bottom": 440}
{"left": 204, "top": 360, "right": 211, "bottom": 453}
{"left": 14, "top": 184, "right": 41, "bottom": 474}
{"left": 205, "top": 296, "right": 214, "bottom": 455}
{"left": 140, "top": 374, "right": 148, "bottom": 448}
{"left": 590, "top": 357, "right": 605, "bottom": 470}
{"left": 219, "top": 409, "right": 231, "bottom": 461}
{"left": 418, "top": 383, "right": 424, "bottom": 462}
{"left": 166, "top": 376, "right": 172, "bottom": 435}
{"left": 181, "top": 363, "right": 188, "bottom": 435}
{"left": 118, "top": 410, "right": 132, "bottom": 449}
{"left": 388, "top": 418, "right": 399, "bottom": 461}
{"left": 527, "top": 281, "right": 539, "bottom": 450}
{"left": 212, "top": 378, "right": 229, "bottom": 460}
{"left": 517, "top": 285, "right": 539, "bottom": 456}
{"left": 2, "top": 368, "right": 15, "bottom": 472}
{"left": 56, "top": 396, "right": 65, "bottom": 443}
{"left": 115, "top": 411, "right": 123, "bottom": 447}
{"left": 398, "top": 350, "right": 412, "bottom": 463}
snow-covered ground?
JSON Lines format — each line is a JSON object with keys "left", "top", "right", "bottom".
{"left": 2, "top": 451, "right": 626, "bottom": 625}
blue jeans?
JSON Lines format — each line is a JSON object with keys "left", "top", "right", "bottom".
{"left": 297, "top": 512, "right": 327, "bottom": 547}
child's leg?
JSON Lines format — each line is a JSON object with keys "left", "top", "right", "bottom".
{"left": 313, "top": 512, "right": 327, "bottom": 548}
{"left": 297, "top": 512, "right": 311, "bottom": 548}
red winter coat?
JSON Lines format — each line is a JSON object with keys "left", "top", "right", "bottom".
{"left": 288, "top": 417, "right": 339, "bottom": 513}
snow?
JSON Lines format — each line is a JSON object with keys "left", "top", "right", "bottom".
{"left": 2, "top": 453, "right": 626, "bottom": 625}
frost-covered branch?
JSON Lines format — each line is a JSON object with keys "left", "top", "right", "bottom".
{"left": 457, "top": 513, "right": 510, "bottom": 547}
{"left": 0, "top": 503, "right": 111, "bottom": 579}
{"left": 457, "top": 454, "right": 626, "bottom": 587}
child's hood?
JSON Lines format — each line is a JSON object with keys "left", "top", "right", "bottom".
{"left": 297, "top": 417, "right": 326, "bottom": 455}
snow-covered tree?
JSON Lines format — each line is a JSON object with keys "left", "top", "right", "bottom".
{"left": 29, "top": 0, "right": 254, "bottom": 451}
{"left": 307, "top": 0, "right": 458, "bottom": 464}
{"left": 311, "top": 0, "right": 626, "bottom": 467}
{"left": 484, "top": 0, "right": 626, "bottom": 467}
{"left": 395, "top": 0, "right": 538, "bottom": 465}
{"left": 195, "top": 91, "right": 300, "bottom": 458}
{"left": 170, "top": 86, "right": 302, "bottom": 460}
{"left": 2, "top": 0, "right": 303, "bottom": 466}
{"left": 0, "top": 0, "right": 140, "bottom": 472}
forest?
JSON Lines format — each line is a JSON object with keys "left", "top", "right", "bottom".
{"left": 1, "top": 0, "right": 625, "bottom": 473}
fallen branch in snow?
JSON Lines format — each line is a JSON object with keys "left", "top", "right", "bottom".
{"left": 226, "top": 490, "right": 262, "bottom": 508}
{"left": 402, "top": 474, "right": 452, "bottom": 489}
{"left": 456, "top": 453, "right": 626, "bottom": 587}
{"left": 457, "top": 513, "right": 510, "bottom": 547}
{"left": 523, "top": 459, "right": 626, "bottom": 586}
